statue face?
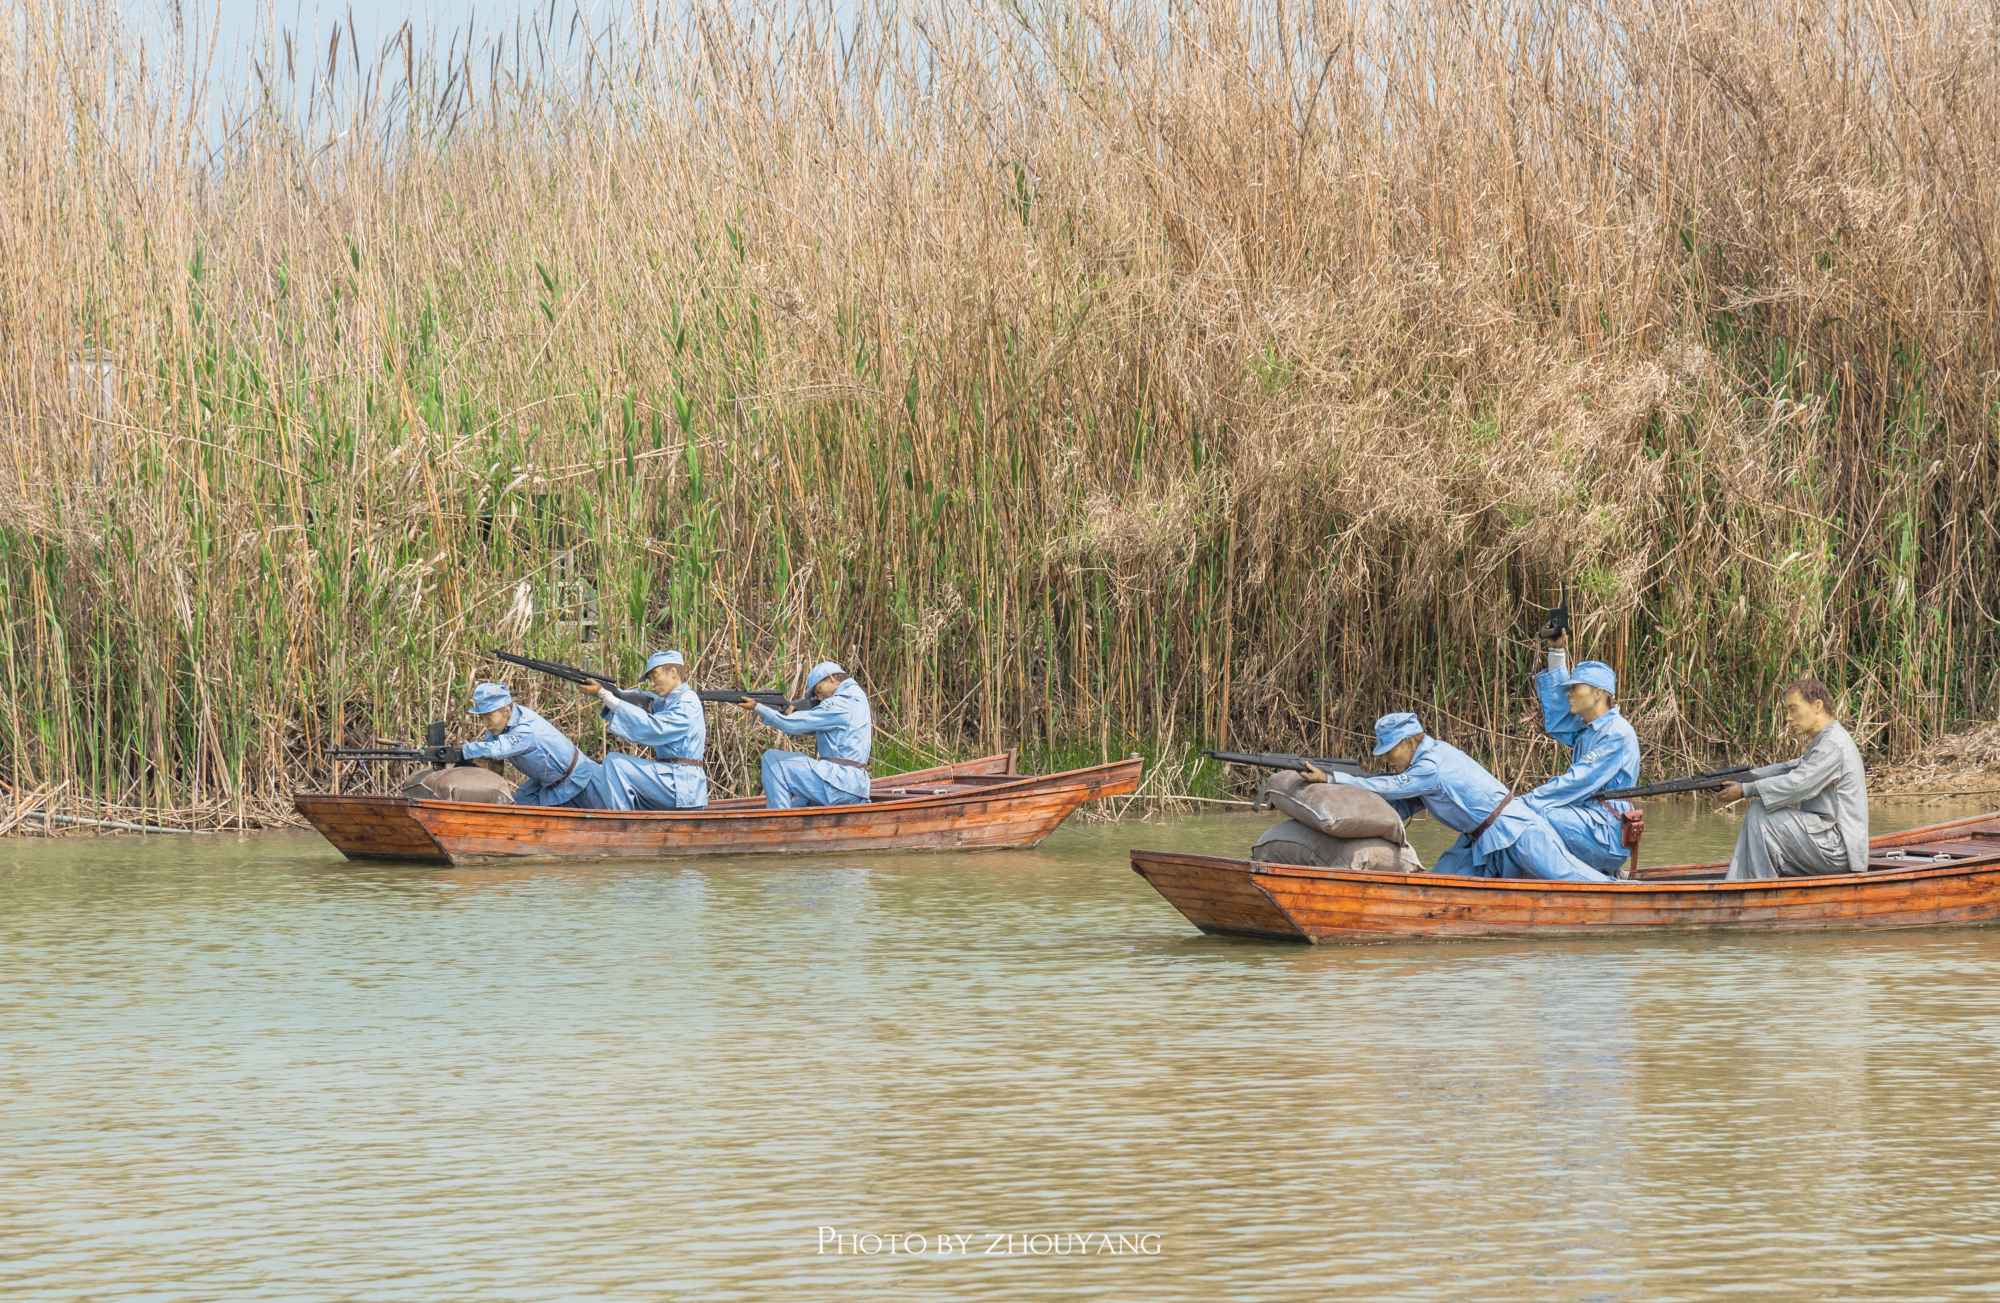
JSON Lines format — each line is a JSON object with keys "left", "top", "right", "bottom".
{"left": 1781, "top": 691, "right": 1830, "bottom": 737}
{"left": 1382, "top": 735, "right": 1422, "bottom": 774}
{"left": 1566, "top": 683, "right": 1611, "bottom": 720}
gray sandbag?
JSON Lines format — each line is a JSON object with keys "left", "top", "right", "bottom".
{"left": 1257, "top": 770, "right": 1406, "bottom": 845}
{"left": 399, "top": 765, "right": 517, "bottom": 804}
{"left": 1252, "top": 819, "right": 1424, "bottom": 873}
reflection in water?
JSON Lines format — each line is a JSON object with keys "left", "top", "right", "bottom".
{"left": 1, "top": 799, "right": 1997, "bottom": 1300}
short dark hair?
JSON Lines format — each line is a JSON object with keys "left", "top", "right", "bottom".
{"left": 1782, "top": 678, "right": 1837, "bottom": 714}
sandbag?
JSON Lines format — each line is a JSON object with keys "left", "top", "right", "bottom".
{"left": 400, "top": 765, "right": 517, "bottom": 804}
{"left": 1257, "top": 770, "right": 1406, "bottom": 845}
{"left": 1252, "top": 820, "right": 1424, "bottom": 874}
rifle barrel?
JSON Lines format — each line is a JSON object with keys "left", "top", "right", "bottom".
{"left": 492, "top": 648, "right": 618, "bottom": 685}
{"left": 1597, "top": 765, "right": 1755, "bottom": 801}
{"left": 493, "top": 648, "right": 656, "bottom": 708}
{"left": 698, "top": 689, "right": 816, "bottom": 710}
{"left": 1203, "top": 749, "right": 1364, "bottom": 775}
{"left": 494, "top": 649, "right": 813, "bottom": 710}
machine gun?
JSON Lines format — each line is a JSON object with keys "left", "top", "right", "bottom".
{"left": 492, "top": 649, "right": 814, "bottom": 711}
{"left": 1202, "top": 750, "right": 1366, "bottom": 778}
{"left": 331, "top": 721, "right": 464, "bottom": 766}
{"left": 1596, "top": 765, "right": 1755, "bottom": 801}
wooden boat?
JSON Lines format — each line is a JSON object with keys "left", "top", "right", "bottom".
{"left": 1131, "top": 810, "right": 2000, "bottom": 942}
{"left": 298, "top": 751, "right": 1142, "bottom": 864}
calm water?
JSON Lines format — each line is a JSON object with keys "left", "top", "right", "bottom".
{"left": 4, "top": 799, "right": 2000, "bottom": 1300}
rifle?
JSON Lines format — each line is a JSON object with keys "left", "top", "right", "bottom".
{"left": 492, "top": 649, "right": 815, "bottom": 711}
{"left": 493, "top": 649, "right": 659, "bottom": 709}
{"left": 1203, "top": 750, "right": 1365, "bottom": 778}
{"left": 696, "top": 688, "right": 818, "bottom": 711}
{"left": 332, "top": 721, "right": 465, "bottom": 766}
{"left": 1596, "top": 765, "right": 1755, "bottom": 801}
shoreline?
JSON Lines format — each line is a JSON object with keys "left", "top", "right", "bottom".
{"left": 4, "top": 784, "right": 1996, "bottom": 842}
{"left": 7, "top": 721, "right": 1999, "bottom": 839}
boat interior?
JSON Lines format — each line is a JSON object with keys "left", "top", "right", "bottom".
{"left": 701, "top": 771, "right": 1037, "bottom": 812}
{"left": 1632, "top": 815, "right": 2000, "bottom": 882}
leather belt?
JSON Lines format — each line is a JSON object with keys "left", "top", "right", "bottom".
{"left": 823, "top": 757, "right": 869, "bottom": 771}
{"left": 559, "top": 747, "right": 582, "bottom": 782}
{"left": 1464, "top": 792, "right": 1513, "bottom": 843}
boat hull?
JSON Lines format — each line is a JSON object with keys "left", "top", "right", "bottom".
{"left": 1132, "top": 812, "right": 2000, "bottom": 942}
{"left": 299, "top": 754, "right": 1141, "bottom": 864}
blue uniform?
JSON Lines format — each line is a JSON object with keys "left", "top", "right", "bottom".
{"left": 1521, "top": 650, "right": 1642, "bottom": 873}
{"left": 1329, "top": 736, "right": 1613, "bottom": 882}
{"left": 596, "top": 684, "right": 708, "bottom": 811}
{"left": 462, "top": 703, "right": 604, "bottom": 808}
{"left": 755, "top": 680, "right": 873, "bottom": 808}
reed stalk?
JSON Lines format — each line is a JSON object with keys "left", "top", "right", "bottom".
{"left": 2, "top": 0, "right": 1996, "bottom": 823}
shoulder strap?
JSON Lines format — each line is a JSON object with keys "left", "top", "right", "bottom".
{"left": 1466, "top": 792, "right": 1513, "bottom": 843}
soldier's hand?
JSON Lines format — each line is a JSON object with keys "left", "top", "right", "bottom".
{"left": 734, "top": 698, "right": 760, "bottom": 714}
{"left": 1716, "top": 781, "right": 1745, "bottom": 802}
{"left": 579, "top": 679, "right": 602, "bottom": 699}
{"left": 1300, "top": 763, "right": 1328, "bottom": 785}
{"left": 1536, "top": 621, "right": 1566, "bottom": 645}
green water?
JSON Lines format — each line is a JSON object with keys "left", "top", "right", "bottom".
{"left": 2, "top": 798, "right": 1997, "bottom": 1299}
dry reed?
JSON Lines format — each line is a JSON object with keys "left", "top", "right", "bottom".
{"left": 2, "top": 0, "right": 1996, "bottom": 825}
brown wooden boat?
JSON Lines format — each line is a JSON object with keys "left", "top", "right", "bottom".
{"left": 1131, "top": 810, "right": 2000, "bottom": 942}
{"left": 298, "top": 752, "right": 1142, "bottom": 864}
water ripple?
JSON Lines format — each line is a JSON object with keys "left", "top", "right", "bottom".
{"left": 3, "top": 808, "right": 2000, "bottom": 1299}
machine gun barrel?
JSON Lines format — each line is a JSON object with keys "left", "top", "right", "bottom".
{"left": 331, "top": 746, "right": 465, "bottom": 764}
{"left": 332, "top": 722, "right": 460, "bottom": 766}
{"left": 1596, "top": 765, "right": 1755, "bottom": 801}
{"left": 1202, "top": 750, "right": 1365, "bottom": 778}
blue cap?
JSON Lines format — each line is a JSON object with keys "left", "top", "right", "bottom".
{"left": 1562, "top": 660, "right": 1618, "bottom": 694}
{"left": 1371, "top": 712, "right": 1425, "bottom": 756}
{"left": 645, "top": 650, "right": 686, "bottom": 673}
{"left": 805, "top": 661, "right": 845, "bottom": 692}
{"left": 468, "top": 682, "right": 513, "bottom": 715}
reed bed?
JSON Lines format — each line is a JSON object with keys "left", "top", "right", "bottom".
{"left": 2, "top": 0, "right": 1996, "bottom": 826}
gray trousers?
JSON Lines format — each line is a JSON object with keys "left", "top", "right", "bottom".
{"left": 1725, "top": 803, "right": 1850, "bottom": 880}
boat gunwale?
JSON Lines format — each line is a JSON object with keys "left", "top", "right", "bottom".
{"left": 299, "top": 756, "right": 1141, "bottom": 823}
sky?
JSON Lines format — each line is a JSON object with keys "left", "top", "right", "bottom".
{"left": 118, "top": 0, "right": 565, "bottom": 141}
{"left": 157, "top": 0, "right": 516, "bottom": 70}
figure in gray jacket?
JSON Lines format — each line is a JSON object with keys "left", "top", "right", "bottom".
{"left": 1718, "top": 679, "right": 1868, "bottom": 878}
